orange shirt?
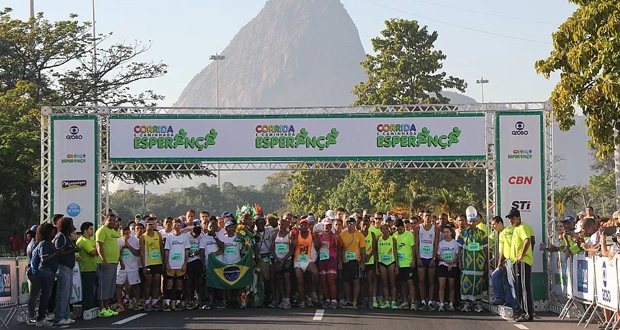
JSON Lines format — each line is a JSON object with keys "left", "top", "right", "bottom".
{"left": 339, "top": 230, "right": 365, "bottom": 263}
{"left": 295, "top": 231, "right": 313, "bottom": 262}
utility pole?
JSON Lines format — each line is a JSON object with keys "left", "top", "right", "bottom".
{"left": 29, "top": 0, "right": 34, "bottom": 19}
{"left": 476, "top": 77, "right": 489, "bottom": 103}
{"left": 209, "top": 54, "right": 225, "bottom": 189}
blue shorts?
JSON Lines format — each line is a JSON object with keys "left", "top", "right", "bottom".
{"left": 421, "top": 258, "right": 435, "bottom": 268}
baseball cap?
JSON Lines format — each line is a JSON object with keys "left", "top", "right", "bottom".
{"left": 322, "top": 218, "right": 333, "bottom": 225}
{"left": 225, "top": 220, "right": 236, "bottom": 227}
{"left": 307, "top": 216, "right": 316, "bottom": 223}
{"left": 138, "top": 220, "right": 146, "bottom": 226}
{"left": 326, "top": 210, "right": 336, "bottom": 220}
{"left": 578, "top": 211, "right": 586, "bottom": 216}
{"left": 221, "top": 212, "right": 232, "bottom": 218}
{"left": 562, "top": 216, "right": 575, "bottom": 223}
{"left": 299, "top": 219, "right": 309, "bottom": 225}
{"left": 30, "top": 225, "right": 39, "bottom": 232}
{"left": 134, "top": 214, "right": 142, "bottom": 218}
{"left": 505, "top": 209, "right": 521, "bottom": 219}
{"left": 346, "top": 216, "right": 356, "bottom": 224}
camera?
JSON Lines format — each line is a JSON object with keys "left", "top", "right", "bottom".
{"left": 612, "top": 233, "right": 618, "bottom": 244}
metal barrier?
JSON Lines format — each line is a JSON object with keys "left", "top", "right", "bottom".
{"left": 0, "top": 258, "right": 18, "bottom": 329}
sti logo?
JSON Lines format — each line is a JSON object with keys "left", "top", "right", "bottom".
{"left": 508, "top": 176, "right": 533, "bottom": 185}
{"left": 512, "top": 121, "right": 529, "bottom": 136}
{"left": 511, "top": 200, "right": 532, "bottom": 212}
{"left": 66, "top": 126, "right": 83, "bottom": 140}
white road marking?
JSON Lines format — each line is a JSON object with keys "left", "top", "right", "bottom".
{"left": 313, "top": 309, "right": 325, "bottom": 321}
{"left": 112, "top": 313, "right": 147, "bottom": 325}
{"left": 514, "top": 324, "right": 529, "bottom": 329}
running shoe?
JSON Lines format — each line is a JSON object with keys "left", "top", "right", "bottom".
{"left": 474, "top": 303, "right": 483, "bottom": 313}
{"left": 398, "top": 302, "right": 409, "bottom": 310}
{"left": 339, "top": 299, "right": 346, "bottom": 308}
{"left": 514, "top": 315, "right": 533, "bottom": 322}
{"left": 45, "top": 314, "right": 54, "bottom": 322}
{"left": 144, "top": 302, "right": 153, "bottom": 312}
{"left": 162, "top": 303, "right": 171, "bottom": 312}
{"left": 270, "top": 300, "right": 279, "bottom": 309}
{"left": 343, "top": 301, "right": 353, "bottom": 309}
{"left": 461, "top": 304, "right": 471, "bottom": 312}
{"left": 428, "top": 302, "right": 436, "bottom": 312}
{"left": 306, "top": 296, "right": 313, "bottom": 308}
{"left": 447, "top": 303, "right": 455, "bottom": 311}
{"left": 409, "top": 303, "right": 417, "bottom": 311}
{"left": 379, "top": 301, "right": 389, "bottom": 309}
{"left": 97, "top": 309, "right": 111, "bottom": 318}
{"left": 330, "top": 300, "right": 338, "bottom": 309}
{"left": 322, "top": 300, "right": 330, "bottom": 309}
{"left": 114, "top": 305, "right": 125, "bottom": 313}
{"left": 216, "top": 300, "right": 225, "bottom": 309}
{"left": 312, "top": 292, "right": 320, "bottom": 306}
{"left": 185, "top": 301, "right": 195, "bottom": 310}
{"left": 391, "top": 301, "right": 398, "bottom": 310}
{"left": 282, "top": 299, "right": 291, "bottom": 309}
{"left": 108, "top": 308, "right": 119, "bottom": 316}
{"left": 352, "top": 301, "right": 358, "bottom": 310}
{"left": 299, "top": 301, "right": 306, "bottom": 308}
{"left": 35, "top": 319, "right": 54, "bottom": 327}
{"left": 152, "top": 301, "right": 162, "bottom": 311}
{"left": 372, "top": 301, "right": 379, "bottom": 309}
{"left": 171, "top": 302, "right": 176, "bottom": 311}
{"left": 438, "top": 304, "right": 445, "bottom": 312}
{"left": 419, "top": 302, "right": 428, "bottom": 311}
{"left": 177, "top": 301, "right": 184, "bottom": 311}
{"left": 55, "top": 319, "right": 71, "bottom": 325}
{"left": 27, "top": 318, "right": 37, "bottom": 326}
{"left": 202, "top": 301, "right": 211, "bottom": 310}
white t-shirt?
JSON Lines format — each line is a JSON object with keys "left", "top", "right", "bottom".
{"left": 256, "top": 228, "right": 273, "bottom": 254}
{"left": 164, "top": 233, "right": 190, "bottom": 270}
{"left": 118, "top": 236, "right": 140, "bottom": 272}
{"left": 219, "top": 234, "right": 241, "bottom": 264}
{"left": 159, "top": 229, "right": 173, "bottom": 241}
{"left": 438, "top": 239, "right": 460, "bottom": 267}
{"left": 217, "top": 228, "right": 226, "bottom": 240}
{"left": 186, "top": 232, "right": 203, "bottom": 263}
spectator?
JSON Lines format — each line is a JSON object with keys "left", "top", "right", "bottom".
{"left": 76, "top": 222, "right": 98, "bottom": 311}
{"left": 580, "top": 218, "right": 600, "bottom": 256}
{"left": 507, "top": 209, "right": 535, "bottom": 323}
{"left": 9, "top": 231, "right": 22, "bottom": 258}
{"left": 574, "top": 211, "right": 586, "bottom": 233}
{"left": 34, "top": 223, "right": 61, "bottom": 327}
{"left": 54, "top": 217, "right": 78, "bottom": 325}
{"left": 25, "top": 225, "right": 40, "bottom": 326}
{"left": 96, "top": 214, "right": 121, "bottom": 317}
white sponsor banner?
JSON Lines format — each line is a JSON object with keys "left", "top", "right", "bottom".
{"left": 572, "top": 253, "right": 595, "bottom": 302}
{"left": 497, "top": 113, "right": 544, "bottom": 272}
{"left": 52, "top": 118, "right": 97, "bottom": 230}
{"left": 108, "top": 114, "right": 487, "bottom": 161}
{"left": 595, "top": 256, "right": 619, "bottom": 311}
{"left": 552, "top": 252, "right": 571, "bottom": 296}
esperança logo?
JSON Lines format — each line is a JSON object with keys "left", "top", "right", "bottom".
{"left": 134, "top": 125, "right": 174, "bottom": 137}
{"left": 62, "top": 153, "right": 86, "bottom": 164}
{"left": 376, "top": 127, "right": 461, "bottom": 149}
{"left": 376, "top": 124, "right": 417, "bottom": 135}
{"left": 255, "top": 125, "right": 296, "bottom": 136}
{"left": 508, "top": 149, "right": 533, "bottom": 159}
{"left": 134, "top": 128, "right": 218, "bottom": 151}
{"left": 255, "top": 128, "right": 339, "bottom": 150}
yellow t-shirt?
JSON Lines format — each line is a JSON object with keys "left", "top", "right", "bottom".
{"left": 511, "top": 222, "right": 534, "bottom": 265}
{"left": 393, "top": 230, "right": 415, "bottom": 268}
{"left": 364, "top": 231, "right": 375, "bottom": 265}
{"left": 339, "top": 230, "right": 366, "bottom": 262}
{"left": 499, "top": 225, "right": 514, "bottom": 261}
{"left": 95, "top": 226, "right": 120, "bottom": 264}
{"left": 476, "top": 221, "right": 488, "bottom": 238}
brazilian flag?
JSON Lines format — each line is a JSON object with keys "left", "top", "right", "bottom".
{"left": 206, "top": 254, "right": 254, "bottom": 289}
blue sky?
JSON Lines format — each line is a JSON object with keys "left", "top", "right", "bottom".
{"left": 6, "top": 0, "right": 576, "bottom": 105}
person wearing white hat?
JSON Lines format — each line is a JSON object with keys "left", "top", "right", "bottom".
{"left": 317, "top": 218, "right": 338, "bottom": 309}
{"left": 456, "top": 207, "right": 488, "bottom": 313}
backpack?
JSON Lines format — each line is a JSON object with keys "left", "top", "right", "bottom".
{"left": 29, "top": 243, "right": 41, "bottom": 276}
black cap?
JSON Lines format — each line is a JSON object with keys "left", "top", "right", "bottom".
{"left": 505, "top": 209, "right": 521, "bottom": 218}
{"left": 395, "top": 219, "right": 404, "bottom": 227}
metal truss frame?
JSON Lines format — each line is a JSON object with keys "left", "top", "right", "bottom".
{"left": 41, "top": 102, "right": 554, "bottom": 308}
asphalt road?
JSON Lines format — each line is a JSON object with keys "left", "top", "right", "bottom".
{"left": 6, "top": 308, "right": 592, "bottom": 330}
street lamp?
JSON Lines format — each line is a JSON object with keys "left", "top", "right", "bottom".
{"left": 209, "top": 54, "right": 225, "bottom": 189}
{"left": 476, "top": 77, "right": 489, "bottom": 103}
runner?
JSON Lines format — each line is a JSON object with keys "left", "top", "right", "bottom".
{"left": 255, "top": 217, "right": 276, "bottom": 308}
{"left": 139, "top": 217, "right": 164, "bottom": 311}
{"left": 163, "top": 219, "right": 190, "bottom": 311}
{"left": 457, "top": 212, "right": 488, "bottom": 313}
{"left": 199, "top": 219, "right": 224, "bottom": 310}
{"left": 96, "top": 214, "right": 121, "bottom": 317}
{"left": 116, "top": 226, "right": 141, "bottom": 312}
{"left": 291, "top": 218, "right": 320, "bottom": 308}
{"left": 271, "top": 216, "right": 293, "bottom": 309}
{"left": 415, "top": 210, "right": 440, "bottom": 311}
{"left": 159, "top": 217, "right": 174, "bottom": 242}
{"left": 437, "top": 224, "right": 460, "bottom": 311}
{"left": 339, "top": 216, "right": 366, "bottom": 309}
{"left": 317, "top": 218, "right": 338, "bottom": 309}
{"left": 220, "top": 220, "right": 242, "bottom": 307}
{"left": 376, "top": 224, "right": 399, "bottom": 310}
{"left": 393, "top": 219, "right": 416, "bottom": 310}
{"left": 185, "top": 225, "right": 204, "bottom": 310}
{"left": 361, "top": 217, "right": 378, "bottom": 309}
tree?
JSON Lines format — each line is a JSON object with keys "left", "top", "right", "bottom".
{"left": 327, "top": 171, "right": 371, "bottom": 212}
{"left": 554, "top": 186, "right": 581, "bottom": 218}
{"left": 353, "top": 19, "right": 466, "bottom": 105}
{"left": 535, "top": 1, "right": 620, "bottom": 158}
{"left": 286, "top": 169, "right": 347, "bottom": 215}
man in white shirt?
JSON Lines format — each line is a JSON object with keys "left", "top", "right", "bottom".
{"left": 163, "top": 219, "right": 189, "bottom": 311}
{"left": 116, "top": 226, "right": 141, "bottom": 312}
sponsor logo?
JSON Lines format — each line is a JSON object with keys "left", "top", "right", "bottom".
{"left": 376, "top": 124, "right": 417, "bottom": 136}
{"left": 511, "top": 121, "right": 528, "bottom": 136}
{"left": 255, "top": 125, "right": 296, "bottom": 137}
{"left": 508, "top": 149, "right": 533, "bottom": 160}
{"left": 602, "top": 261, "right": 611, "bottom": 302}
{"left": 376, "top": 126, "right": 462, "bottom": 149}
{"left": 66, "top": 126, "right": 83, "bottom": 140}
{"left": 61, "top": 180, "right": 87, "bottom": 190}
{"left": 508, "top": 176, "right": 533, "bottom": 185}
{"left": 133, "top": 128, "right": 218, "bottom": 151}
{"left": 511, "top": 200, "right": 532, "bottom": 213}
{"left": 61, "top": 153, "right": 86, "bottom": 164}
{"left": 255, "top": 128, "right": 339, "bottom": 151}
{"left": 66, "top": 203, "right": 82, "bottom": 217}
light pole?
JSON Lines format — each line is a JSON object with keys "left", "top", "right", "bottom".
{"left": 209, "top": 54, "right": 225, "bottom": 189}
{"left": 476, "top": 77, "right": 489, "bottom": 103}
{"left": 29, "top": 0, "right": 34, "bottom": 19}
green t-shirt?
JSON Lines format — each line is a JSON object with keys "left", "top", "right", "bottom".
{"left": 393, "top": 230, "right": 415, "bottom": 268}
{"left": 511, "top": 223, "right": 534, "bottom": 265}
{"left": 476, "top": 222, "right": 488, "bottom": 238}
{"left": 95, "top": 226, "right": 121, "bottom": 264}
{"left": 76, "top": 236, "right": 99, "bottom": 272}
{"left": 562, "top": 236, "right": 583, "bottom": 254}
{"left": 369, "top": 226, "right": 382, "bottom": 239}
{"left": 499, "top": 225, "right": 515, "bottom": 261}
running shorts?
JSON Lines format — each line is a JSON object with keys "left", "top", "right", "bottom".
{"left": 318, "top": 258, "right": 338, "bottom": 275}
{"left": 187, "top": 259, "right": 203, "bottom": 280}
{"left": 166, "top": 269, "right": 186, "bottom": 279}
{"left": 116, "top": 268, "right": 141, "bottom": 286}
{"left": 397, "top": 267, "right": 415, "bottom": 281}
{"left": 145, "top": 264, "right": 163, "bottom": 275}
{"left": 275, "top": 259, "right": 293, "bottom": 274}
{"left": 420, "top": 258, "right": 435, "bottom": 268}
{"left": 437, "top": 265, "right": 458, "bottom": 279}
{"left": 342, "top": 260, "right": 360, "bottom": 281}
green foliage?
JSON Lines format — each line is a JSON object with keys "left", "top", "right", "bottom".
{"left": 353, "top": 19, "right": 466, "bottom": 105}
{"left": 286, "top": 169, "right": 347, "bottom": 214}
{"left": 535, "top": 0, "right": 620, "bottom": 158}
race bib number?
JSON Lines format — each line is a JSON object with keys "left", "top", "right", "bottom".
{"left": 297, "top": 254, "right": 309, "bottom": 262}
{"left": 442, "top": 252, "right": 454, "bottom": 261}
{"left": 149, "top": 251, "right": 160, "bottom": 260}
{"left": 467, "top": 243, "right": 480, "bottom": 251}
{"left": 345, "top": 251, "right": 357, "bottom": 260}
{"left": 262, "top": 256, "right": 271, "bottom": 263}
{"left": 276, "top": 243, "right": 288, "bottom": 254}
{"left": 320, "top": 250, "right": 330, "bottom": 261}
{"left": 121, "top": 249, "right": 131, "bottom": 259}
{"left": 189, "top": 246, "right": 199, "bottom": 254}
{"left": 380, "top": 254, "right": 393, "bottom": 264}
{"left": 420, "top": 243, "right": 433, "bottom": 254}
{"left": 224, "top": 246, "right": 236, "bottom": 256}
{"left": 171, "top": 252, "right": 182, "bottom": 260}
{"left": 398, "top": 252, "right": 405, "bottom": 261}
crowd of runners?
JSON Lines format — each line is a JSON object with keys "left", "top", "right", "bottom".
{"left": 24, "top": 206, "right": 537, "bottom": 327}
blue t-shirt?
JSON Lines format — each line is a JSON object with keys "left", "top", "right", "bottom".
{"left": 39, "top": 240, "right": 59, "bottom": 273}
{"left": 54, "top": 233, "right": 75, "bottom": 268}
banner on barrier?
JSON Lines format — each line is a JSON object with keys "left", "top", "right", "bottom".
{"left": 0, "top": 259, "right": 17, "bottom": 307}
{"left": 108, "top": 114, "right": 487, "bottom": 161}
{"left": 552, "top": 252, "right": 570, "bottom": 296}
{"left": 496, "top": 112, "right": 544, "bottom": 272}
{"left": 52, "top": 117, "right": 98, "bottom": 230}
{"left": 595, "top": 256, "right": 619, "bottom": 311}
{"left": 572, "top": 253, "right": 595, "bottom": 302}
{"left": 17, "top": 258, "right": 29, "bottom": 304}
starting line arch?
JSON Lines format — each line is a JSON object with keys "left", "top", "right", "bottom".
{"left": 40, "top": 102, "right": 555, "bottom": 310}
